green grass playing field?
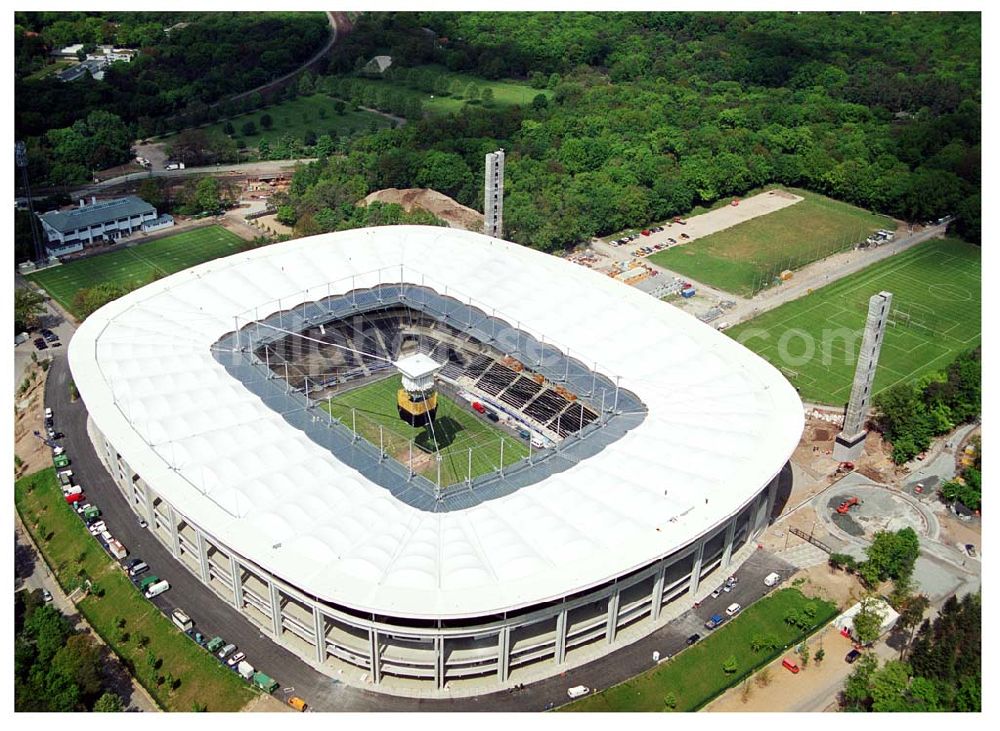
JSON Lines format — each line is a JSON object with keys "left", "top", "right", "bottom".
{"left": 648, "top": 189, "right": 892, "bottom": 296}
{"left": 170, "top": 93, "right": 394, "bottom": 148}
{"left": 727, "top": 238, "right": 981, "bottom": 405}
{"left": 26, "top": 226, "right": 247, "bottom": 318}
{"left": 320, "top": 374, "right": 529, "bottom": 485}
{"left": 349, "top": 67, "right": 552, "bottom": 117}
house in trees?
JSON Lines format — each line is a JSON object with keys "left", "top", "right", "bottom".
{"left": 38, "top": 195, "right": 168, "bottom": 256}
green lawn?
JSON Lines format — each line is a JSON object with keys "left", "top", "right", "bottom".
{"left": 648, "top": 189, "right": 892, "bottom": 296}
{"left": 727, "top": 237, "right": 981, "bottom": 405}
{"left": 351, "top": 66, "right": 551, "bottom": 117}
{"left": 320, "top": 374, "right": 529, "bottom": 485}
{"left": 26, "top": 226, "right": 247, "bottom": 318}
{"left": 15, "top": 469, "right": 255, "bottom": 712}
{"left": 561, "top": 588, "right": 838, "bottom": 712}
{"left": 176, "top": 93, "right": 394, "bottom": 148}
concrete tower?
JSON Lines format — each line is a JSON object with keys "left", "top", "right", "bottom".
{"left": 484, "top": 149, "right": 505, "bottom": 238}
{"left": 834, "top": 291, "right": 893, "bottom": 461}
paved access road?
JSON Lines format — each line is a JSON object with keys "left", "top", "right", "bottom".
{"left": 46, "top": 346, "right": 796, "bottom": 712}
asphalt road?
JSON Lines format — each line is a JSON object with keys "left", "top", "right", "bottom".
{"left": 45, "top": 346, "right": 797, "bottom": 712}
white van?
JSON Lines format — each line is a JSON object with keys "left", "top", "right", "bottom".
{"left": 725, "top": 602, "right": 742, "bottom": 616}
{"left": 144, "top": 580, "right": 170, "bottom": 598}
{"left": 567, "top": 685, "right": 591, "bottom": 699}
{"left": 764, "top": 572, "right": 781, "bottom": 587}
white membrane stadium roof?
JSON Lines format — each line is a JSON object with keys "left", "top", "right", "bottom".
{"left": 70, "top": 226, "right": 803, "bottom": 619}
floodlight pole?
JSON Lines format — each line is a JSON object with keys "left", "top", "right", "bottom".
{"left": 264, "top": 344, "right": 270, "bottom": 374}
{"left": 283, "top": 362, "right": 289, "bottom": 392}
{"left": 327, "top": 395, "right": 332, "bottom": 426}
{"left": 234, "top": 316, "right": 241, "bottom": 351}
{"left": 614, "top": 376, "right": 620, "bottom": 413}
{"left": 591, "top": 362, "right": 597, "bottom": 397}
{"left": 379, "top": 426, "right": 384, "bottom": 462}
{"left": 304, "top": 376, "right": 309, "bottom": 401}
{"left": 564, "top": 350, "right": 570, "bottom": 382}
{"left": 579, "top": 399, "right": 585, "bottom": 432}
{"left": 278, "top": 298, "right": 282, "bottom": 328}
{"left": 528, "top": 436, "right": 532, "bottom": 465}
{"left": 500, "top": 438, "right": 505, "bottom": 476}
{"left": 467, "top": 447, "right": 472, "bottom": 486}
{"left": 352, "top": 408, "right": 357, "bottom": 442}
{"left": 600, "top": 388, "right": 607, "bottom": 426}
{"left": 408, "top": 441, "right": 414, "bottom": 480}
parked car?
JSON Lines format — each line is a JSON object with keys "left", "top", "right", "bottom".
{"left": 845, "top": 649, "right": 862, "bottom": 664}
{"left": 42, "top": 588, "right": 53, "bottom": 603}
{"left": 217, "top": 643, "right": 238, "bottom": 660}
{"left": 686, "top": 633, "right": 701, "bottom": 646}
{"left": 782, "top": 658, "right": 800, "bottom": 674}
{"left": 137, "top": 516, "right": 148, "bottom": 529}
{"left": 41, "top": 329, "right": 59, "bottom": 343}
{"left": 33, "top": 338, "right": 48, "bottom": 350}
{"left": 725, "top": 602, "right": 742, "bottom": 616}
{"left": 965, "top": 544, "right": 976, "bottom": 557}
{"left": 704, "top": 614, "right": 725, "bottom": 629}
{"left": 710, "top": 587, "right": 722, "bottom": 599}
{"left": 226, "top": 651, "right": 246, "bottom": 667}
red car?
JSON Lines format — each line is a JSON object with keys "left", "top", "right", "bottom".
{"left": 641, "top": 229, "right": 651, "bottom": 236}
{"left": 471, "top": 402, "right": 486, "bottom": 414}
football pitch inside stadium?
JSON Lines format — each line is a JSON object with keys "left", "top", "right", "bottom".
{"left": 726, "top": 238, "right": 981, "bottom": 405}
{"left": 27, "top": 225, "right": 247, "bottom": 317}
{"left": 320, "top": 374, "right": 530, "bottom": 485}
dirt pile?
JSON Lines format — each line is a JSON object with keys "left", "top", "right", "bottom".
{"left": 360, "top": 188, "right": 483, "bottom": 231}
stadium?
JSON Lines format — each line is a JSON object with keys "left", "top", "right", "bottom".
{"left": 69, "top": 225, "right": 803, "bottom": 694}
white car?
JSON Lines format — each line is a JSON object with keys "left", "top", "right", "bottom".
{"left": 567, "top": 685, "right": 590, "bottom": 699}
{"left": 725, "top": 602, "right": 742, "bottom": 617}
{"left": 53, "top": 446, "right": 65, "bottom": 456}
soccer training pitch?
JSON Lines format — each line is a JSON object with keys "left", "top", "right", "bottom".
{"left": 320, "top": 374, "right": 529, "bottom": 486}
{"left": 727, "top": 238, "right": 981, "bottom": 405}
{"left": 648, "top": 189, "right": 892, "bottom": 296}
{"left": 26, "top": 225, "right": 247, "bottom": 318}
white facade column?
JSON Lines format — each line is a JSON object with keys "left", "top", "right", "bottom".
{"left": 142, "top": 480, "right": 156, "bottom": 525}
{"left": 166, "top": 504, "right": 180, "bottom": 558}
{"left": 230, "top": 556, "right": 244, "bottom": 610}
{"left": 268, "top": 579, "right": 282, "bottom": 636}
{"left": 650, "top": 563, "right": 666, "bottom": 621}
{"left": 497, "top": 627, "right": 511, "bottom": 682}
{"left": 688, "top": 540, "right": 705, "bottom": 596}
{"left": 313, "top": 607, "right": 326, "bottom": 664}
{"left": 721, "top": 518, "right": 738, "bottom": 569}
{"left": 434, "top": 635, "right": 445, "bottom": 690}
{"left": 368, "top": 628, "right": 381, "bottom": 684}
{"left": 554, "top": 609, "right": 568, "bottom": 664}
{"left": 195, "top": 530, "right": 209, "bottom": 584}
{"left": 605, "top": 588, "right": 621, "bottom": 644}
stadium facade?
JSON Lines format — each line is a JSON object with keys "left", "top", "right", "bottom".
{"left": 70, "top": 226, "right": 802, "bottom": 694}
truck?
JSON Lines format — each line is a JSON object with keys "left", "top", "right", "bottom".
{"left": 764, "top": 572, "right": 781, "bottom": 587}
{"left": 206, "top": 636, "right": 226, "bottom": 653}
{"left": 252, "top": 672, "right": 279, "bottom": 694}
{"left": 138, "top": 575, "right": 160, "bottom": 592}
{"left": 287, "top": 696, "right": 308, "bottom": 712}
{"left": 65, "top": 492, "right": 84, "bottom": 505}
{"left": 57, "top": 469, "right": 74, "bottom": 486}
{"left": 82, "top": 505, "right": 101, "bottom": 520}
{"left": 236, "top": 660, "right": 255, "bottom": 680}
{"left": 165, "top": 161, "right": 185, "bottom": 170}
{"left": 171, "top": 608, "right": 193, "bottom": 632}
{"left": 107, "top": 539, "right": 128, "bottom": 560}
{"left": 54, "top": 454, "right": 70, "bottom": 468}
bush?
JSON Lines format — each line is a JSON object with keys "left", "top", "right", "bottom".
{"left": 722, "top": 655, "right": 738, "bottom": 674}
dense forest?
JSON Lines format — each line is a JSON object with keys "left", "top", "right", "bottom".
{"left": 268, "top": 11, "right": 980, "bottom": 248}
{"left": 842, "top": 593, "right": 980, "bottom": 712}
{"left": 14, "top": 11, "right": 329, "bottom": 184}
{"left": 872, "top": 347, "right": 981, "bottom": 464}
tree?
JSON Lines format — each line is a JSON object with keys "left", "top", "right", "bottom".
{"left": 241, "top": 120, "right": 257, "bottom": 136}
{"left": 260, "top": 113, "right": 273, "bottom": 130}
{"left": 15, "top": 288, "right": 45, "bottom": 332}
{"left": 853, "top": 595, "right": 888, "bottom": 646}
{"left": 51, "top": 634, "right": 104, "bottom": 701}
{"left": 862, "top": 528, "right": 920, "bottom": 584}
{"left": 194, "top": 177, "right": 221, "bottom": 213}
{"left": 663, "top": 692, "right": 677, "bottom": 709}
{"left": 223, "top": 121, "right": 235, "bottom": 135}
{"left": 333, "top": 100, "right": 346, "bottom": 115}
{"left": 722, "top": 655, "right": 738, "bottom": 674}
{"left": 896, "top": 594, "right": 930, "bottom": 659}
{"left": 814, "top": 647, "right": 825, "bottom": 663}
{"left": 93, "top": 692, "right": 125, "bottom": 712}
{"left": 298, "top": 71, "right": 315, "bottom": 96}
{"left": 481, "top": 87, "right": 495, "bottom": 106}
{"left": 304, "top": 129, "right": 317, "bottom": 147}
